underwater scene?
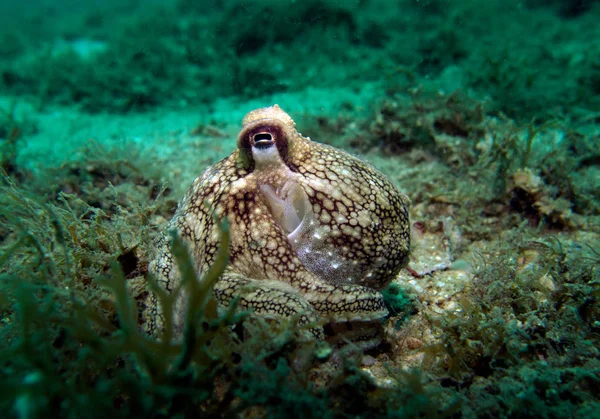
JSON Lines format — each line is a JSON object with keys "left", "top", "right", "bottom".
{"left": 1, "top": 0, "right": 599, "bottom": 417}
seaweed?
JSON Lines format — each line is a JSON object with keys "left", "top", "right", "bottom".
{"left": 0, "top": 100, "right": 36, "bottom": 181}
{"left": 418, "top": 227, "right": 600, "bottom": 416}
{"left": 382, "top": 283, "right": 415, "bottom": 329}
{"left": 363, "top": 91, "right": 485, "bottom": 157}
{"left": 0, "top": 170, "right": 466, "bottom": 417}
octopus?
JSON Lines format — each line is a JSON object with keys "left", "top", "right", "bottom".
{"left": 147, "top": 105, "right": 411, "bottom": 343}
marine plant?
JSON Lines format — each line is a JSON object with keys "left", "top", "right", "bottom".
{"left": 0, "top": 169, "right": 454, "bottom": 418}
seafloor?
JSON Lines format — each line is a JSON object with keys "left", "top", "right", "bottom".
{"left": 0, "top": 0, "right": 599, "bottom": 417}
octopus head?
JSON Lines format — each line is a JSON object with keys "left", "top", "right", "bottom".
{"left": 237, "top": 104, "right": 298, "bottom": 170}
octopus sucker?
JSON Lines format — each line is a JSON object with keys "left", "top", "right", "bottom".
{"left": 147, "top": 105, "right": 411, "bottom": 345}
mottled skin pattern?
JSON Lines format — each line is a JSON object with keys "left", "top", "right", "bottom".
{"left": 147, "top": 105, "right": 410, "bottom": 340}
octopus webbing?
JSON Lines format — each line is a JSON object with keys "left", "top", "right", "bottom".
{"left": 147, "top": 105, "right": 411, "bottom": 340}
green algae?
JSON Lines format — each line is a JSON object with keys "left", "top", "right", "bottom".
{"left": 2, "top": 1, "right": 599, "bottom": 116}
{"left": 382, "top": 283, "right": 415, "bottom": 329}
{"left": 0, "top": 168, "right": 449, "bottom": 417}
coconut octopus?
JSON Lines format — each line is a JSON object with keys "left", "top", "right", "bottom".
{"left": 147, "top": 105, "right": 411, "bottom": 344}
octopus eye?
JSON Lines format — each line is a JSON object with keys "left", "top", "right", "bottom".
{"left": 239, "top": 123, "right": 287, "bottom": 167}
{"left": 251, "top": 132, "right": 275, "bottom": 149}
